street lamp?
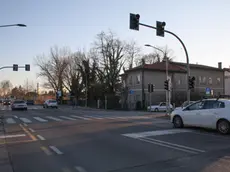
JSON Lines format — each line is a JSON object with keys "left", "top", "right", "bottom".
{"left": 145, "top": 44, "right": 170, "bottom": 115}
{"left": 0, "top": 24, "right": 27, "bottom": 28}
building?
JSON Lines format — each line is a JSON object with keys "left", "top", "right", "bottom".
{"left": 224, "top": 68, "right": 230, "bottom": 95}
{"left": 120, "top": 61, "right": 224, "bottom": 109}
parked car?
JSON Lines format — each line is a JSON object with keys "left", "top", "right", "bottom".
{"left": 3, "top": 100, "right": 11, "bottom": 105}
{"left": 26, "top": 100, "right": 34, "bottom": 105}
{"left": 171, "top": 98, "right": 230, "bottom": 134}
{"left": 43, "top": 99, "right": 58, "bottom": 108}
{"left": 11, "top": 100, "right": 27, "bottom": 110}
{"left": 147, "top": 102, "right": 173, "bottom": 112}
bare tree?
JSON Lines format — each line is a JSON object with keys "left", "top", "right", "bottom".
{"left": 0, "top": 80, "right": 13, "bottom": 96}
{"left": 35, "top": 46, "right": 69, "bottom": 92}
{"left": 125, "top": 40, "right": 141, "bottom": 69}
{"left": 94, "top": 31, "right": 127, "bottom": 94}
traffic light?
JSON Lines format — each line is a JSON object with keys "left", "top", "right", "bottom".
{"left": 189, "top": 76, "right": 195, "bottom": 89}
{"left": 129, "top": 13, "right": 140, "bottom": 31}
{"left": 148, "top": 83, "right": 151, "bottom": 93}
{"left": 13, "top": 64, "right": 18, "bottom": 71}
{"left": 164, "top": 80, "right": 169, "bottom": 90}
{"left": 156, "top": 21, "right": 166, "bottom": 37}
{"left": 148, "top": 84, "right": 155, "bottom": 93}
{"left": 25, "top": 64, "right": 30, "bottom": 71}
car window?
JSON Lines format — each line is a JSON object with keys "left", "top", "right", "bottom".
{"left": 49, "top": 100, "right": 57, "bottom": 103}
{"left": 160, "top": 103, "right": 166, "bottom": 106}
{"left": 203, "top": 100, "right": 225, "bottom": 109}
{"left": 14, "top": 101, "right": 25, "bottom": 104}
{"left": 185, "top": 101, "right": 204, "bottom": 111}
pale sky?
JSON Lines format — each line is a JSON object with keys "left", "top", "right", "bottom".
{"left": 0, "top": 0, "right": 230, "bottom": 87}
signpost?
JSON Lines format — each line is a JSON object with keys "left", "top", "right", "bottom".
{"left": 206, "top": 87, "right": 211, "bottom": 95}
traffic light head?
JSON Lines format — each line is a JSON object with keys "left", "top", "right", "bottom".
{"left": 189, "top": 76, "right": 195, "bottom": 89}
{"left": 129, "top": 13, "right": 140, "bottom": 31}
{"left": 13, "top": 64, "right": 18, "bottom": 71}
{"left": 156, "top": 21, "right": 166, "bottom": 37}
{"left": 25, "top": 64, "right": 30, "bottom": 71}
{"left": 164, "top": 80, "right": 169, "bottom": 90}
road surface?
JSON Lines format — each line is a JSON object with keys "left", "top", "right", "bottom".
{"left": 0, "top": 106, "right": 230, "bottom": 172}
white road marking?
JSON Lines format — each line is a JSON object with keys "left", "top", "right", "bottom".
{"left": 37, "top": 135, "right": 46, "bottom": 140}
{"left": 75, "top": 166, "right": 87, "bottom": 172}
{"left": 144, "top": 137, "right": 205, "bottom": 153}
{"left": 19, "top": 118, "right": 32, "bottom": 123}
{"left": 138, "top": 138, "right": 199, "bottom": 154}
{"left": 85, "top": 115, "right": 102, "bottom": 119}
{"left": 33, "top": 117, "right": 48, "bottom": 122}
{"left": 14, "top": 115, "right": 18, "bottom": 119}
{"left": 70, "top": 115, "right": 91, "bottom": 120}
{"left": 122, "top": 129, "right": 193, "bottom": 138}
{"left": 23, "top": 123, "right": 28, "bottom": 126}
{"left": 0, "top": 134, "right": 26, "bottom": 139}
{"left": 46, "top": 116, "right": 62, "bottom": 121}
{"left": 28, "top": 128, "right": 35, "bottom": 132}
{"left": 6, "top": 118, "right": 16, "bottom": 124}
{"left": 59, "top": 116, "right": 76, "bottom": 120}
{"left": 49, "top": 146, "right": 63, "bottom": 155}
{"left": 41, "top": 147, "right": 52, "bottom": 156}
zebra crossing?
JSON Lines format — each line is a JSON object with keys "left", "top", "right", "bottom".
{"left": 4, "top": 114, "right": 154, "bottom": 125}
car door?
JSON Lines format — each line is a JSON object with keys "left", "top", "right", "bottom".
{"left": 181, "top": 101, "right": 205, "bottom": 126}
{"left": 159, "top": 102, "right": 166, "bottom": 111}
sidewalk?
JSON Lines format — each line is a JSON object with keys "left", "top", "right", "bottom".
{"left": 0, "top": 127, "right": 13, "bottom": 172}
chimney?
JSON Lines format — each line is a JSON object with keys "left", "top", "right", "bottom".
{"left": 218, "top": 62, "right": 222, "bottom": 69}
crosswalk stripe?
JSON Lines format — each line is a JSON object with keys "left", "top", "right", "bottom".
{"left": 59, "top": 116, "right": 76, "bottom": 120}
{"left": 85, "top": 115, "right": 102, "bottom": 119}
{"left": 33, "top": 117, "right": 48, "bottom": 122}
{"left": 70, "top": 115, "right": 91, "bottom": 120}
{"left": 6, "top": 118, "right": 16, "bottom": 124}
{"left": 45, "top": 116, "right": 62, "bottom": 121}
{"left": 19, "top": 118, "right": 32, "bottom": 123}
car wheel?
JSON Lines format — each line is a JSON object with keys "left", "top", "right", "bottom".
{"left": 25, "top": 108, "right": 27, "bottom": 111}
{"left": 154, "top": 108, "right": 159, "bottom": 112}
{"left": 173, "top": 116, "right": 184, "bottom": 128}
{"left": 55, "top": 106, "right": 58, "bottom": 109}
{"left": 217, "top": 119, "right": 230, "bottom": 134}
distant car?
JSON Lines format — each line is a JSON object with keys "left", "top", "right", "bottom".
{"left": 43, "top": 99, "right": 58, "bottom": 108}
{"left": 26, "top": 100, "right": 34, "bottom": 105}
{"left": 147, "top": 102, "right": 173, "bottom": 112}
{"left": 3, "top": 100, "right": 11, "bottom": 105}
{"left": 11, "top": 100, "right": 27, "bottom": 110}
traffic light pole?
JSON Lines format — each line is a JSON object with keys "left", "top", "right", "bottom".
{"left": 0, "top": 66, "right": 26, "bottom": 70}
{"left": 166, "top": 57, "right": 169, "bottom": 116}
{"left": 139, "top": 23, "right": 190, "bottom": 102}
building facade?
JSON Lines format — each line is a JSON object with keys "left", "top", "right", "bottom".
{"left": 121, "top": 61, "right": 225, "bottom": 109}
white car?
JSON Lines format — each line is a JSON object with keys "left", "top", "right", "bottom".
{"left": 147, "top": 102, "right": 173, "bottom": 112}
{"left": 171, "top": 98, "right": 230, "bottom": 134}
{"left": 11, "top": 100, "right": 27, "bottom": 110}
{"left": 43, "top": 99, "right": 58, "bottom": 108}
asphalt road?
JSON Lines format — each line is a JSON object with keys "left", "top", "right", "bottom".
{"left": 1, "top": 106, "right": 230, "bottom": 172}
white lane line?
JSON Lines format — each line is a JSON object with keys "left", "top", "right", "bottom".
{"left": 23, "top": 123, "right": 28, "bottom": 126}
{"left": 84, "top": 115, "right": 102, "bottom": 120}
{"left": 14, "top": 115, "right": 18, "bottom": 119}
{"left": 19, "top": 118, "right": 32, "bottom": 123}
{"left": 33, "top": 117, "right": 48, "bottom": 122}
{"left": 49, "top": 146, "right": 63, "bottom": 155}
{"left": 139, "top": 138, "right": 199, "bottom": 154}
{"left": 0, "top": 134, "right": 26, "bottom": 139}
{"left": 59, "top": 116, "right": 76, "bottom": 121}
{"left": 70, "top": 115, "right": 91, "bottom": 120}
{"left": 37, "top": 135, "right": 46, "bottom": 140}
{"left": 144, "top": 137, "right": 205, "bottom": 153}
{"left": 45, "top": 116, "right": 63, "bottom": 121}
{"left": 28, "top": 128, "right": 35, "bottom": 132}
{"left": 41, "top": 147, "right": 52, "bottom": 156}
{"left": 75, "top": 166, "right": 87, "bottom": 172}
{"left": 6, "top": 118, "right": 16, "bottom": 124}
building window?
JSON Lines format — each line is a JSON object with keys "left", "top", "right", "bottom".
{"left": 217, "top": 77, "right": 221, "bottom": 85}
{"left": 208, "top": 77, "right": 212, "bottom": 85}
{"left": 136, "top": 74, "right": 140, "bottom": 84}
{"left": 199, "top": 76, "right": 202, "bottom": 84}
{"left": 129, "top": 76, "right": 132, "bottom": 85}
{"left": 202, "top": 77, "right": 206, "bottom": 84}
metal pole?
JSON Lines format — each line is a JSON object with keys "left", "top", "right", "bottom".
{"left": 140, "top": 22, "right": 190, "bottom": 102}
{"left": 166, "top": 57, "right": 169, "bottom": 115}
{"left": 150, "top": 92, "right": 152, "bottom": 111}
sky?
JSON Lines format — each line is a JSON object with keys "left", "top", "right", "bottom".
{"left": 1, "top": 0, "right": 230, "bottom": 88}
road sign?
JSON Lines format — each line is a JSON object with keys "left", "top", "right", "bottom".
{"left": 57, "top": 90, "right": 62, "bottom": 97}
{"left": 206, "top": 87, "right": 211, "bottom": 95}
{"left": 129, "top": 90, "right": 134, "bottom": 94}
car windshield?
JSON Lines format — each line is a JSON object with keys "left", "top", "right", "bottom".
{"left": 49, "top": 100, "right": 57, "bottom": 103}
{"left": 14, "top": 101, "right": 25, "bottom": 104}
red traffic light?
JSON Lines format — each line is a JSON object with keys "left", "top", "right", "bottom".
{"left": 135, "top": 14, "right": 140, "bottom": 20}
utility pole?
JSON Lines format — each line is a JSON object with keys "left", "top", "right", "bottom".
{"left": 26, "top": 78, "right": 29, "bottom": 93}
{"left": 165, "top": 57, "right": 169, "bottom": 115}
